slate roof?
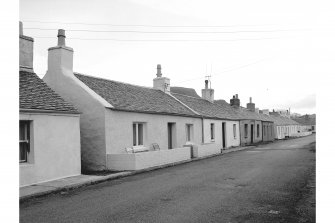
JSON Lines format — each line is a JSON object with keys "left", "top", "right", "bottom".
{"left": 268, "top": 115, "right": 300, "bottom": 126}
{"left": 292, "top": 115, "right": 316, "bottom": 125}
{"left": 170, "top": 87, "right": 201, "bottom": 98}
{"left": 172, "top": 93, "right": 239, "bottom": 120}
{"left": 215, "top": 99, "right": 273, "bottom": 122}
{"left": 19, "top": 71, "right": 79, "bottom": 113}
{"left": 74, "top": 73, "right": 198, "bottom": 117}
{"left": 171, "top": 90, "right": 276, "bottom": 122}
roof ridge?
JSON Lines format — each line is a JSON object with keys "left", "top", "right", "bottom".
{"left": 74, "top": 72, "right": 156, "bottom": 91}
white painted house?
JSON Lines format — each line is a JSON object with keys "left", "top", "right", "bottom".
{"left": 171, "top": 81, "right": 241, "bottom": 154}
{"left": 19, "top": 23, "right": 81, "bottom": 187}
{"left": 269, "top": 114, "right": 301, "bottom": 139}
{"left": 43, "top": 30, "right": 206, "bottom": 171}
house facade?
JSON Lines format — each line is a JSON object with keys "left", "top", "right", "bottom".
{"left": 292, "top": 115, "right": 316, "bottom": 133}
{"left": 43, "top": 30, "right": 210, "bottom": 171}
{"left": 19, "top": 24, "right": 81, "bottom": 187}
{"left": 171, "top": 82, "right": 241, "bottom": 154}
{"left": 269, "top": 113, "right": 301, "bottom": 139}
{"left": 227, "top": 95, "right": 275, "bottom": 146}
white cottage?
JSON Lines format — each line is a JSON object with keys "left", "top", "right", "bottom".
{"left": 269, "top": 114, "right": 301, "bottom": 139}
{"left": 19, "top": 23, "right": 81, "bottom": 187}
{"left": 171, "top": 81, "right": 241, "bottom": 153}
{"left": 43, "top": 30, "right": 207, "bottom": 171}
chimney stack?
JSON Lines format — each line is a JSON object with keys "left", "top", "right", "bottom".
{"left": 261, "top": 109, "right": 270, "bottom": 115}
{"left": 230, "top": 94, "right": 240, "bottom": 107}
{"left": 45, "top": 29, "right": 74, "bottom": 75}
{"left": 247, "top": 97, "right": 255, "bottom": 112}
{"left": 153, "top": 64, "right": 170, "bottom": 93}
{"left": 201, "top": 80, "right": 214, "bottom": 102}
{"left": 19, "top": 21, "right": 34, "bottom": 72}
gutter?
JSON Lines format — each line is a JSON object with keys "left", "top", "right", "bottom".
{"left": 20, "top": 108, "right": 81, "bottom": 115}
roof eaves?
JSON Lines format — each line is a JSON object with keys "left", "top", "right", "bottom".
{"left": 107, "top": 107, "right": 202, "bottom": 118}
{"left": 20, "top": 108, "right": 81, "bottom": 115}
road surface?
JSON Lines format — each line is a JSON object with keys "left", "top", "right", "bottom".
{"left": 20, "top": 135, "right": 316, "bottom": 223}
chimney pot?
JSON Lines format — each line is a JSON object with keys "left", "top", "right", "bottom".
{"left": 19, "top": 21, "right": 23, "bottom": 36}
{"left": 236, "top": 94, "right": 238, "bottom": 99}
{"left": 250, "top": 97, "right": 252, "bottom": 103}
{"left": 205, "top": 80, "right": 208, "bottom": 89}
{"left": 156, "top": 64, "right": 162, "bottom": 77}
{"left": 57, "top": 29, "right": 66, "bottom": 46}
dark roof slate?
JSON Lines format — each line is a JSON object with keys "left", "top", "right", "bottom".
{"left": 215, "top": 99, "right": 273, "bottom": 122}
{"left": 172, "top": 93, "right": 241, "bottom": 120}
{"left": 19, "top": 71, "right": 79, "bottom": 113}
{"left": 170, "top": 86, "right": 201, "bottom": 98}
{"left": 74, "top": 73, "right": 198, "bottom": 117}
{"left": 268, "top": 115, "right": 300, "bottom": 126}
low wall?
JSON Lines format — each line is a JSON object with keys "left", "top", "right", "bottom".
{"left": 107, "top": 147, "right": 191, "bottom": 171}
{"left": 291, "top": 132, "right": 312, "bottom": 137}
{"left": 193, "top": 143, "right": 222, "bottom": 158}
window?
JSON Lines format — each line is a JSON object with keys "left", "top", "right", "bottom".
{"left": 186, "top": 124, "right": 193, "bottom": 142}
{"left": 257, "top": 124, "right": 260, "bottom": 137}
{"left": 244, "top": 124, "right": 248, "bottom": 138}
{"left": 264, "top": 126, "right": 266, "bottom": 136}
{"left": 233, "top": 124, "right": 236, "bottom": 139}
{"left": 133, "top": 123, "right": 144, "bottom": 146}
{"left": 19, "top": 121, "right": 30, "bottom": 163}
{"left": 210, "top": 123, "right": 215, "bottom": 140}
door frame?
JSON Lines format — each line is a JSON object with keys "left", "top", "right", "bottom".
{"left": 222, "top": 122, "right": 226, "bottom": 148}
{"left": 251, "top": 124, "right": 254, "bottom": 144}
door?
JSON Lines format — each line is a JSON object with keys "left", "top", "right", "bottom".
{"left": 251, "top": 124, "right": 254, "bottom": 144}
{"left": 168, "top": 123, "right": 175, "bottom": 149}
{"left": 222, "top": 122, "right": 226, "bottom": 148}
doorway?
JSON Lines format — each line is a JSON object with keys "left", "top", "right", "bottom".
{"left": 168, "top": 123, "right": 176, "bottom": 149}
{"left": 222, "top": 122, "right": 226, "bottom": 148}
{"left": 251, "top": 124, "right": 254, "bottom": 144}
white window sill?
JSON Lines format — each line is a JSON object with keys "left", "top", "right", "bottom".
{"left": 19, "top": 162, "right": 34, "bottom": 167}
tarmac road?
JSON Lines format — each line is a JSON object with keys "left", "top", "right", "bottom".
{"left": 20, "top": 135, "right": 316, "bottom": 223}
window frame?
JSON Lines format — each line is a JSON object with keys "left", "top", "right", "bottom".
{"left": 133, "top": 122, "right": 144, "bottom": 146}
{"left": 186, "top": 124, "right": 193, "bottom": 142}
{"left": 19, "top": 121, "right": 30, "bottom": 163}
{"left": 210, "top": 123, "right": 215, "bottom": 141}
{"left": 233, "top": 124, "right": 236, "bottom": 139}
{"left": 257, "top": 124, "right": 260, "bottom": 138}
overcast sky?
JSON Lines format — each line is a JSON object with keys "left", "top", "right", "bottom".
{"left": 19, "top": 0, "right": 334, "bottom": 115}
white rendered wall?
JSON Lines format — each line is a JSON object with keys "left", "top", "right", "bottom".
{"left": 203, "top": 119, "right": 240, "bottom": 148}
{"left": 20, "top": 113, "right": 81, "bottom": 187}
{"left": 105, "top": 110, "right": 202, "bottom": 154}
{"left": 43, "top": 47, "right": 110, "bottom": 171}
{"left": 107, "top": 147, "right": 191, "bottom": 171}
{"left": 193, "top": 143, "right": 222, "bottom": 158}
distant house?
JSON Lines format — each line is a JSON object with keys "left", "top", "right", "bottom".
{"left": 292, "top": 115, "right": 316, "bottom": 132}
{"left": 227, "top": 95, "right": 275, "bottom": 146}
{"left": 43, "top": 30, "right": 205, "bottom": 171}
{"left": 19, "top": 23, "right": 81, "bottom": 187}
{"left": 268, "top": 112, "right": 300, "bottom": 139}
{"left": 171, "top": 81, "right": 241, "bottom": 153}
